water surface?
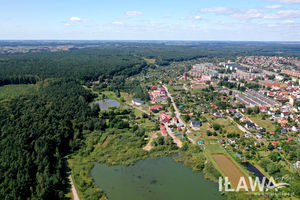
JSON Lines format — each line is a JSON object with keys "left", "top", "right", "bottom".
{"left": 93, "top": 99, "right": 120, "bottom": 110}
{"left": 91, "top": 157, "right": 225, "bottom": 200}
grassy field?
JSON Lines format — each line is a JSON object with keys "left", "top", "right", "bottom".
{"left": 189, "top": 122, "right": 215, "bottom": 141}
{"left": 203, "top": 114, "right": 243, "bottom": 135}
{"left": 0, "top": 84, "right": 37, "bottom": 100}
{"left": 248, "top": 115, "right": 276, "bottom": 132}
{"left": 213, "top": 117, "right": 243, "bottom": 134}
{"left": 121, "top": 92, "right": 132, "bottom": 104}
{"left": 144, "top": 58, "right": 156, "bottom": 64}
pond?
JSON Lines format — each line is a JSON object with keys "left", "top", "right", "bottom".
{"left": 90, "top": 157, "right": 225, "bottom": 200}
{"left": 92, "top": 99, "right": 120, "bottom": 110}
{"left": 243, "top": 162, "right": 272, "bottom": 186}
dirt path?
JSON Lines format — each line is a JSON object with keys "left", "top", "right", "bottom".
{"left": 69, "top": 175, "right": 80, "bottom": 200}
{"left": 165, "top": 125, "right": 183, "bottom": 147}
{"left": 143, "top": 132, "right": 158, "bottom": 151}
{"left": 129, "top": 103, "right": 150, "bottom": 115}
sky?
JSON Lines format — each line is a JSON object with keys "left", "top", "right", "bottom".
{"left": 0, "top": 0, "right": 300, "bottom": 41}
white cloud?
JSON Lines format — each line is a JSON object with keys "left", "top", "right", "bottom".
{"left": 281, "top": 19, "right": 296, "bottom": 23}
{"left": 264, "top": 9, "right": 300, "bottom": 19}
{"left": 231, "top": 9, "right": 264, "bottom": 19}
{"left": 199, "top": 7, "right": 229, "bottom": 13}
{"left": 126, "top": 11, "right": 143, "bottom": 16}
{"left": 268, "top": 23, "right": 279, "bottom": 27}
{"left": 70, "top": 17, "right": 82, "bottom": 22}
{"left": 265, "top": 0, "right": 300, "bottom": 4}
{"left": 112, "top": 21, "right": 124, "bottom": 25}
{"left": 266, "top": 4, "right": 282, "bottom": 9}
{"left": 181, "top": 16, "right": 202, "bottom": 21}
{"left": 64, "top": 23, "right": 71, "bottom": 26}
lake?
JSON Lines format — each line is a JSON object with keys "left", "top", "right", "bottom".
{"left": 91, "top": 157, "right": 225, "bottom": 200}
{"left": 93, "top": 99, "right": 120, "bottom": 110}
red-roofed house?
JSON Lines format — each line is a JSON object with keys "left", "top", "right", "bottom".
{"left": 259, "top": 106, "right": 267, "bottom": 113}
{"left": 161, "top": 128, "right": 168, "bottom": 136}
{"left": 150, "top": 105, "right": 163, "bottom": 111}
{"left": 160, "top": 112, "right": 171, "bottom": 123}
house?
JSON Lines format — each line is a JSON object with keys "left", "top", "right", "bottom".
{"left": 245, "top": 121, "right": 255, "bottom": 130}
{"left": 218, "top": 139, "right": 225, "bottom": 144}
{"left": 281, "top": 128, "right": 287, "bottom": 134}
{"left": 254, "top": 141, "right": 260, "bottom": 146}
{"left": 213, "top": 112, "right": 223, "bottom": 118}
{"left": 240, "top": 116, "right": 248, "bottom": 122}
{"left": 267, "top": 110, "right": 275, "bottom": 115}
{"left": 272, "top": 141, "right": 278, "bottom": 145}
{"left": 292, "top": 125, "right": 300, "bottom": 132}
{"left": 160, "top": 112, "right": 171, "bottom": 123}
{"left": 296, "top": 161, "right": 300, "bottom": 168}
{"left": 154, "top": 96, "right": 168, "bottom": 104}
{"left": 228, "top": 138, "right": 235, "bottom": 144}
{"left": 256, "top": 134, "right": 262, "bottom": 139}
{"left": 259, "top": 106, "right": 268, "bottom": 113}
{"left": 159, "top": 87, "right": 166, "bottom": 94}
{"left": 235, "top": 112, "right": 242, "bottom": 118}
{"left": 190, "top": 121, "right": 202, "bottom": 127}
{"left": 149, "top": 105, "right": 163, "bottom": 112}
{"left": 227, "top": 108, "right": 237, "bottom": 114}
{"left": 281, "top": 112, "right": 289, "bottom": 118}
{"left": 132, "top": 98, "right": 144, "bottom": 106}
{"left": 161, "top": 128, "right": 168, "bottom": 136}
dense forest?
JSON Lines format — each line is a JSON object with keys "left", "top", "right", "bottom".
{"left": 1, "top": 41, "right": 300, "bottom": 86}
{"left": 0, "top": 79, "right": 103, "bottom": 200}
{"left": 0, "top": 41, "right": 300, "bottom": 199}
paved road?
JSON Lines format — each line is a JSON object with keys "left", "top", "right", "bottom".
{"left": 163, "top": 85, "right": 196, "bottom": 144}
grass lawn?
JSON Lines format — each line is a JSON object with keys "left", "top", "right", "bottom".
{"left": 0, "top": 84, "right": 37, "bottom": 100}
{"left": 204, "top": 139, "right": 226, "bottom": 154}
{"left": 101, "top": 91, "right": 117, "bottom": 100}
{"left": 143, "top": 120, "right": 156, "bottom": 131}
{"left": 121, "top": 92, "right": 132, "bottom": 104}
{"left": 248, "top": 115, "right": 276, "bottom": 133}
{"left": 189, "top": 122, "right": 214, "bottom": 141}
{"left": 144, "top": 58, "right": 156, "bottom": 64}
{"left": 205, "top": 114, "right": 243, "bottom": 135}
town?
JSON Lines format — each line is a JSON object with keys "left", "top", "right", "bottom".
{"left": 124, "top": 55, "right": 300, "bottom": 197}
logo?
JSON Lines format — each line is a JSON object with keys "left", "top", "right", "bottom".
{"left": 219, "top": 176, "right": 290, "bottom": 192}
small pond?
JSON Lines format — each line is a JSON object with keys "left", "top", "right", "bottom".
{"left": 92, "top": 99, "right": 120, "bottom": 110}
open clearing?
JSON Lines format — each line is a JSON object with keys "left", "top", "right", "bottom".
{"left": 212, "top": 154, "right": 249, "bottom": 188}
{"left": 248, "top": 115, "right": 276, "bottom": 132}
{"left": 0, "top": 84, "right": 37, "bottom": 100}
{"left": 143, "top": 131, "right": 158, "bottom": 151}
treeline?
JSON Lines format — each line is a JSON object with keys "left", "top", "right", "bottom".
{"left": 0, "top": 79, "right": 103, "bottom": 200}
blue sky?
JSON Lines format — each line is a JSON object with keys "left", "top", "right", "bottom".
{"left": 1, "top": 0, "right": 300, "bottom": 40}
